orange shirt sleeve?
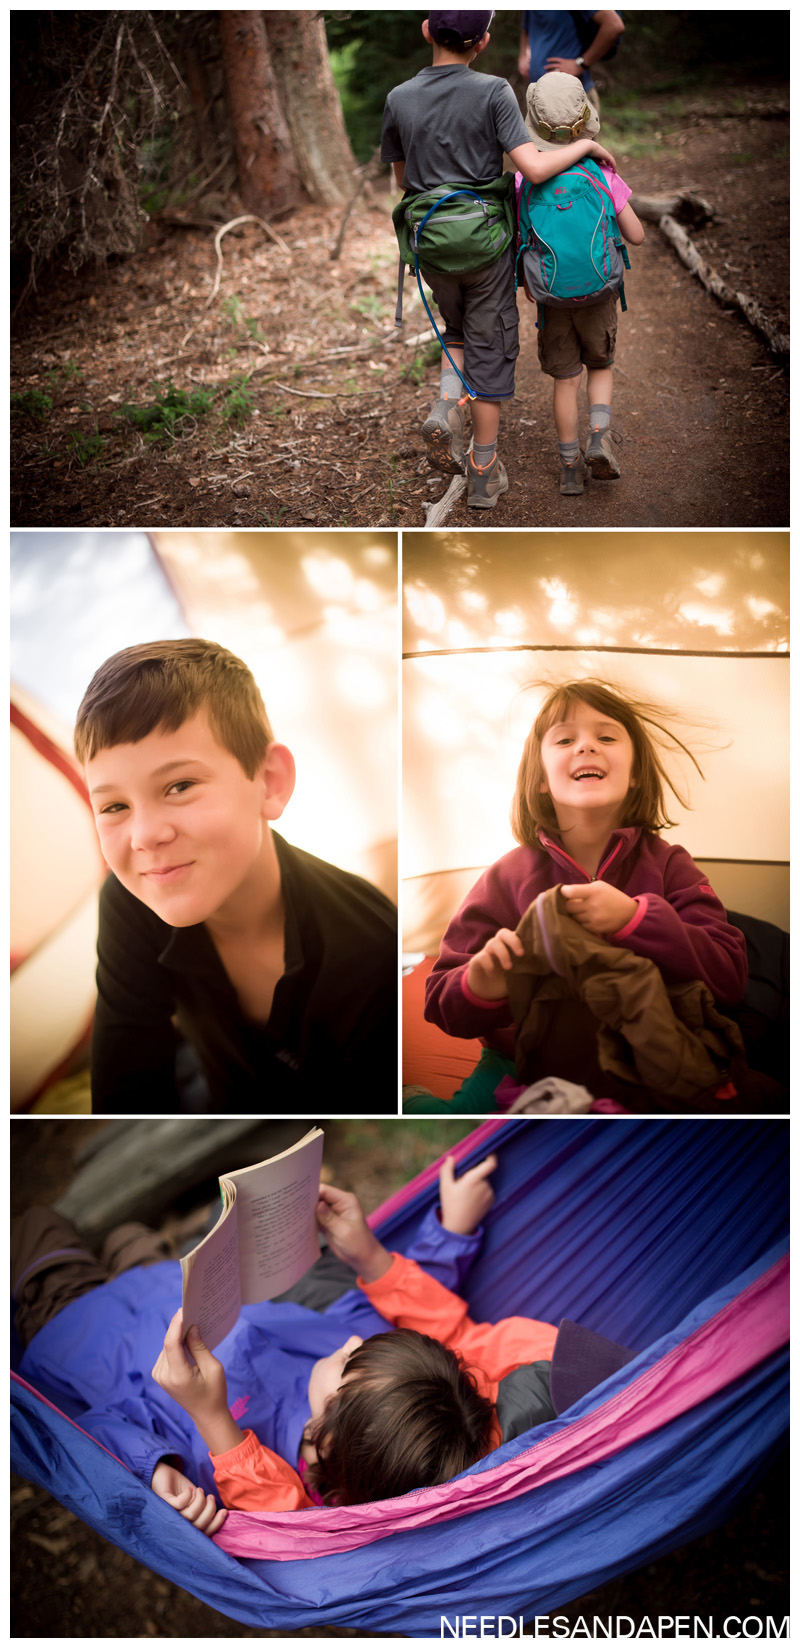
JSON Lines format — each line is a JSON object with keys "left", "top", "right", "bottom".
{"left": 360, "top": 1254, "right": 557, "bottom": 1385}
{"left": 210, "top": 1427, "right": 314, "bottom": 1512}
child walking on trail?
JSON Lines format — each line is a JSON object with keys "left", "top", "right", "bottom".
{"left": 424, "top": 680, "right": 748, "bottom": 1087}
{"left": 517, "top": 73, "right": 644, "bottom": 495}
{"left": 381, "top": 11, "right": 619, "bottom": 509}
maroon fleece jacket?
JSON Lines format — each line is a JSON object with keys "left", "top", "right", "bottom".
{"left": 424, "top": 828, "right": 748, "bottom": 1055}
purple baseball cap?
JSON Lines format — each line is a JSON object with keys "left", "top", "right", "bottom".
{"left": 428, "top": 11, "right": 495, "bottom": 49}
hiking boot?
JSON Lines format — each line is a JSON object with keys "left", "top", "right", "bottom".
{"left": 585, "top": 426, "right": 621, "bottom": 479}
{"left": 559, "top": 453, "right": 587, "bottom": 495}
{"left": 421, "top": 398, "right": 466, "bottom": 474}
{"left": 466, "top": 451, "right": 509, "bottom": 509}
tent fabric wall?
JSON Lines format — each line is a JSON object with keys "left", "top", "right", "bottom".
{"left": 10, "top": 531, "right": 190, "bottom": 729}
{"left": 152, "top": 532, "right": 398, "bottom": 898}
{"left": 10, "top": 1119, "right": 788, "bottom": 1634}
{"left": 10, "top": 691, "right": 106, "bottom": 1110}
{"left": 402, "top": 651, "right": 788, "bottom": 882}
{"left": 403, "top": 532, "right": 790, "bottom": 654}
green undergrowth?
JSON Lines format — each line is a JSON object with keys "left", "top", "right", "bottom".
{"left": 116, "top": 376, "right": 256, "bottom": 441}
{"left": 11, "top": 388, "right": 53, "bottom": 423}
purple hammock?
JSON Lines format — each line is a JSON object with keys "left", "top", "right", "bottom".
{"left": 11, "top": 1118, "right": 788, "bottom": 1634}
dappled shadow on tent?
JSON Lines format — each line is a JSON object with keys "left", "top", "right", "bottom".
{"left": 403, "top": 531, "right": 789, "bottom": 654}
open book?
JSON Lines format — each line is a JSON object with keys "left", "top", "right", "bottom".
{"left": 181, "top": 1128, "right": 324, "bottom": 1351}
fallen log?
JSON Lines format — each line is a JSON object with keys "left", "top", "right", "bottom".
{"left": 423, "top": 473, "right": 467, "bottom": 526}
{"left": 55, "top": 1118, "right": 311, "bottom": 1239}
{"left": 659, "top": 214, "right": 789, "bottom": 358}
{"left": 629, "top": 190, "right": 714, "bottom": 228}
{"left": 680, "top": 101, "right": 788, "bottom": 122}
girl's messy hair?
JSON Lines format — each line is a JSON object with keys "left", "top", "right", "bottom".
{"left": 511, "top": 677, "right": 705, "bottom": 846}
{"left": 306, "top": 1329, "right": 495, "bottom": 1506}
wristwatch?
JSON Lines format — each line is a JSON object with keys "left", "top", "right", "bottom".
{"left": 575, "top": 54, "right": 585, "bottom": 70}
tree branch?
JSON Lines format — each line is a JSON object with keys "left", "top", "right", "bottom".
{"left": 205, "top": 214, "right": 291, "bottom": 307}
{"left": 659, "top": 214, "right": 789, "bottom": 358}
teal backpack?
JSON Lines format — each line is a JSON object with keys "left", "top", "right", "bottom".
{"left": 516, "top": 157, "right": 630, "bottom": 312}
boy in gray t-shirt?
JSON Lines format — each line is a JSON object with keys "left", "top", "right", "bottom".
{"left": 381, "top": 10, "right": 617, "bottom": 509}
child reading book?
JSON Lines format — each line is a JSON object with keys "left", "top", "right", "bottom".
{"left": 15, "top": 1151, "right": 629, "bottom": 1525}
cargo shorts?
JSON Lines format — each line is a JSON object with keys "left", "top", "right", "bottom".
{"left": 536, "top": 291, "right": 618, "bottom": 379}
{"left": 423, "top": 245, "right": 519, "bottom": 400}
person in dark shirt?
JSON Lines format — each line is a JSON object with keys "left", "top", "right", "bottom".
{"left": 519, "top": 11, "right": 624, "bottom": 104}
{"left": 75, "top": 639, "right": 397, "bottom": 1113}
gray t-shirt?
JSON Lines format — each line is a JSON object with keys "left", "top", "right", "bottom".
{"left": 381, "top": 64, "right": 531, "bottom": 194}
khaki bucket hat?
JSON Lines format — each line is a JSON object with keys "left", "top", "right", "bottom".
{"left": 525, "top": 71, "right": 601, "bottom": 151}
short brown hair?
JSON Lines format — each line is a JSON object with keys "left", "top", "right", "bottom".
{"left": 74, "top": 638, "right": 273, "bottom": 778}
{"left": 306, "top": 1329, "right": 496, "bottom": 1506}
{"left": 511, "top": 678, "right": 704, "bottom": 846}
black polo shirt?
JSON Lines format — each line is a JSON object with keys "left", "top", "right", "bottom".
{"left": 90, "top": 832, "right": 397, "bottom": 1113}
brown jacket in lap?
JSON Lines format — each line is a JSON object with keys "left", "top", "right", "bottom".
{"left": 506, "top": 886, "right": 744, "bottom": 1103}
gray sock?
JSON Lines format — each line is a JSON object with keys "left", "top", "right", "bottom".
{"left": 440, "top": 367, "right": 461, "bottom": 402}
{"left": 589, "top": 404, "right": 611, "bottom": 431}
{"left": 559, "top": 440, "right": 580, "bottom": 465}
{"left": 472, "top": 440, "right": 497, "bottom": 467}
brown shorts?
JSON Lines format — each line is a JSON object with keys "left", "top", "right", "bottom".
{"left": 536, "top": 293, "right": 618, "bottom": 379}
{"left": 424, "top": 246, "right": 520, "bottom": 400}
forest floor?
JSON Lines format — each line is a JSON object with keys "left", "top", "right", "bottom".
{"left": 11, "top": 83, "right": 788, "bottom": 532}
{"left": 11, "top": 1118, "right": 789, "bottom": 1639}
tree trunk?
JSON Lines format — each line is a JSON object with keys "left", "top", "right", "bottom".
{"left": 268, "top": 11, "right": 357, "bottom": 207}
{"left": 218, "top": 9, "right": 301, "bottom": 216}
{"left": 180, "top": 24, "right": 218, "bottom": 178}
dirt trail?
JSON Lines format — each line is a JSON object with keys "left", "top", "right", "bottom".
{"left": 469, "top": 229, "right": 788, "bottom": 527}
{"left": 10, "top": 86, "right": 787, "bottom": 529}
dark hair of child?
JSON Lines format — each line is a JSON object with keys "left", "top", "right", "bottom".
{"left": 511, "top": 678, "right": 705, "bottom": 848}
{"left": 306, "top": 1329, "right": 496, "bottom": 1505}
{"left": 434, "top": 28, "right": 475, "bottom": 54}
{"left": 74, "top": 638, "right": 273, "bottom": 779}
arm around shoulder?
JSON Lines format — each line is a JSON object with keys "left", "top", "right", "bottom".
{"left": 509, "top": 138, "right": 617, "bottom": 187}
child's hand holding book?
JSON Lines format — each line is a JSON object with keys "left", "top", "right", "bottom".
{"left": 315, "top": 1184, "right": 393, "bottom": 1283}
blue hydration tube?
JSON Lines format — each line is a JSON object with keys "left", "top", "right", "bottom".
{"left": 395, "top": 189, "right": 504, "bottom": 401}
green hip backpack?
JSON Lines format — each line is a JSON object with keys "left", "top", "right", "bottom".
{"left": 392, "top": 174, "right": 516, "bottom": 399}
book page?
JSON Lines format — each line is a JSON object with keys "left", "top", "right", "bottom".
{"left": 180, "top": 1197, "right": 242, "bottom": 1353}
{"left": 226, "top": 1128, "right": 324, "bottom": 1305}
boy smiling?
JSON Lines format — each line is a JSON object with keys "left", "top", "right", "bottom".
{"left": 75, "top": 639, "right": 397, "bottom": 1112}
